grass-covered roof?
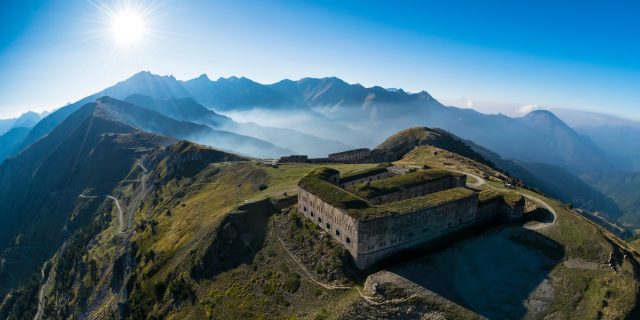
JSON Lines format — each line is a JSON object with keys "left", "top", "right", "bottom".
{"left": 299, "top": 167, "right": 476, "bottom": 220}
{"left": 298, "top": 168, "right": 370, "bottom": 210}
{"left": 340, "top": 164, "right": 390, "bottom": 183}
{"left": 347, "top": 169, "right": 461, "bottom": 199}
{"left": 349, "top": 187, "right": 475, "bottom": 219}
{"left": 478, "top": 189, "right": 524, "bottom": 208}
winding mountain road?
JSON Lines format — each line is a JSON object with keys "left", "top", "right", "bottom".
{"left": 78, "top": 194, "right": 125, "bottom": 233}
{"left": 452, "top": 169, "right": 557, "bottom": 230}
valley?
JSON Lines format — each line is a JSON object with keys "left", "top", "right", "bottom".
{"left": 2, "top": 2, "right": 639, "bottom": 319}
{"left": 3, "top": 126, "right": 638, "bottom": 318}
{"left": 0, "top": 73, "right": 638, "bottom": 319}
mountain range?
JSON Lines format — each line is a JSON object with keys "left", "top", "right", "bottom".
{"left": 0, "top": 71, "right": 637, "bottom": 224}
{"left": 1, "top": 104, "right": 637, "bottom": 318}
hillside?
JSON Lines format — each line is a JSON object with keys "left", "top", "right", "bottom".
{"left": 368, "top": 127, "right": 623, "bottom": 220}
{"left": 0, "top": 102, "right": 176, "bottom": 298}
{"left": 2, "top": 124, "right": 639, "bottom": 319}
{"left": 581, "top": 171, "right": 640, "bottom": 225}
{"left": 392, "top": 145, "right": 640, "bottom": 319}
{"left": 93, "top": 96, "right": 292, "bottom": 158}
{"left": 125, "top": 94, "right": 352, "bottom": 157}
{"left": 472, "top": 143, "right": 624, "bottom": 219}
{"left": 374, "top": 127, "right": 492, "bottom": 166}
{"left": 0, "top": 127, "right": 30, "bottom": 161}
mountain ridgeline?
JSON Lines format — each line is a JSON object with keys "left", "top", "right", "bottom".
{"left": 1, "top": 71, "right": 637, "bottom": 223}
{"left": 1, "top": 105, "right": 639, "bottom": 319}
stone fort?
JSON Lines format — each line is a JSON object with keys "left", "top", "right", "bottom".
{"left": 297, "top": 165, "right": 524, "bottom": 269}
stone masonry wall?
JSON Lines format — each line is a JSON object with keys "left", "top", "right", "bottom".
{"left": 340, "top": 171, "right": 394, "bottom": 188}
{"left": 298, "top": 188, "right": 359, "bottom": 257}
{"left": 354, "top": 194, "right": 479, "bottom": 269}
{"left": 367, "top": 175, "right": 467, "bottom": 204}
{"left": 328, "top": 148, "right": 372, "bottom": 163}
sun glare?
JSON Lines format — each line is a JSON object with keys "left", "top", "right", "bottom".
{"left": 110, "top": 9, "right": 147, "bottom": 46}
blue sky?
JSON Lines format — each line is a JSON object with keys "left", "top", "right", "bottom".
{"left": 0, "top": 0, "right": 638, "bottom": 119}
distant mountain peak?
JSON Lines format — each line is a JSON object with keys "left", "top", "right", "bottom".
{"left": 127, "top": 70, "right": 176, "bottom": 81}
{"left": 523, "top": 109, "right": 568, "bottom": 127}
{"left": 526, "top": 109, "right": 556, "bottom": 117}
{"left": 415, "top": 90, "right": 433, "bottom": 100}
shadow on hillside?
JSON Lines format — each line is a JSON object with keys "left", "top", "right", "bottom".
{"left": 190, "top": 199, "right": 273, "bottom": 279}
{"left": 524, "top": 207, "right": 555, "bottom": 224}
{"left": 388, "top": 227, "right": 564, "bottom": 319}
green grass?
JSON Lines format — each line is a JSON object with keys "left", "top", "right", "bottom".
{"left": 339, "top": 163, "right": 390, "bottom": 183}
{"left": 248, "top": 162, "right": 378, "bottom": 201}
{"left": 544, "top": 265, "right": 639, "bottom": 319}
{"left": 299, "top": 168, "right": 370, "bottom": 210}
{"left": 348, "top": 187, "right": 476, "bottom": 219}
{"left": 478, "top": 189, "right": 524, "bottom": 208}
{"left": 300, "top": 167, "right": 476, "bottom": 220}
{"left": 37, "top": 144, "right": 640, "bottom": 320}
{"left": 348, "top": 169, "right": 459, "bottom": 199}
{"left": 390, "top": 146, "right": 640, "bottom": 319}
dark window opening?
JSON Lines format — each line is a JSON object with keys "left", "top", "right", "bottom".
{"left": 346, "top": 237, "right": 351, "bottom": 244}
{"left": 326, "top": 223, "right": 331, "bottom": 229}
{"left": 303, "top": 206, "right": 307, "bottom": 212}
{"left": 336, "top": 229, "right": 341, "bottom": 236}
{"left": 310, "top": 212, "right": 314, "bottom": 217}
{"left": 318, "top": 217, "right": 322, "bottom": 223}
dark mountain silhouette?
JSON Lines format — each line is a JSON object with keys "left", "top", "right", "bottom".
{"left": 0, "top": 102, "right": 175, "bottom": 292}
{"left": 0, "top": 127, "right": 30, "bottom": 161}
{"left": 93, "top": 96, "right": 292, "bottom": 158}
{"left": 3, "top": 72, "right": 192, "bottom": 162}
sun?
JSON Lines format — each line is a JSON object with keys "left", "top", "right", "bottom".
{"left": 110, "top": 9, "right": 147, "bottom": 46}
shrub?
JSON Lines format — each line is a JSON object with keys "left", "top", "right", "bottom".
{"left": 284, "top": 274, "right": 301, "bottom": 293}
{"left": 154, "top": 281, "right": 167, "bottom": 299}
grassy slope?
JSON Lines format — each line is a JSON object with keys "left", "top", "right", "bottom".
{"left": 397, "top": 146, "right": 640, "bottom": 319}
{"left": 35, "top": 145, "right": 640, "bottom": 319}
{"left": 73, "top": 161, "right": 378, "bottom": 319}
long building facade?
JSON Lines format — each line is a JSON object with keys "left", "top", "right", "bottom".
{"left": 297, "top": 167, "right": 524, "bottom": 269}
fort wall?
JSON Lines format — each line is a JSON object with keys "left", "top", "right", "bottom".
{"left": 328, "top": 148, "right": 372, "bottom": 163}
{"left": 367, "top": 175, "right": 467, "bottom": 204}
{"left": 340, "top": 171, "right": 393, "bottom": 188}
{"left": 297, "top": 167, "right": 524, "bottom": 270}
{"left": 298, "top": 188, "right": 359, "bottom": 257}
{"left": 354, "top": 194, "right": 479, "bottom": 268}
